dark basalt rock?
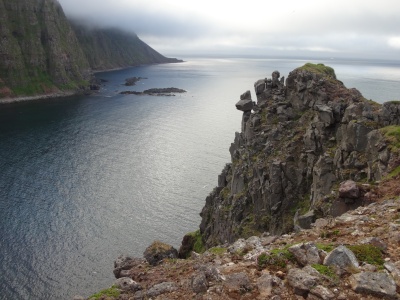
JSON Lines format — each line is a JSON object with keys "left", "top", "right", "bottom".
{"left": 198, "top": 64, "right": 400, "bottom": 248}
{"left": 125, "top": 77, "right": 146, "bottom": 86}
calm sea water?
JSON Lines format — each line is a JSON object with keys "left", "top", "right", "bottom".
{"left": 1, "top": 57, "right": 400, "bottom": 300}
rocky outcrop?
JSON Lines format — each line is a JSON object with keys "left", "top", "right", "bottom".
{"left": 142, "top": 240, "right": 178, "bottom": 266}
{"left": 199, "top": 63, "right": 400, "bottom": 247}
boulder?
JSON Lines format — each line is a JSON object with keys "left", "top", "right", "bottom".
{"left": 143, "top": 241, "right": 178, "bottom": 266}
{"left": 309, "top": 285, "right": 335, "bottom": 300}
{"left": 115, "top": 277, "right": 141, "bottom": 292}
{"left": 288, "top": 242, "right": 324, "bottom": 266}
{"left": 113, "top": 255, "right": 142, "bottom": 278}
{"left": 297, "top": 211, "right": 316, "bottom": 229}
{"left": 287, "top": 268, "right": 319, "bottom": 297}
{"left": 191, "top": 272, "right": 208, "bottom": 293}
{"left": 145, "top": 282, "right": 178, "bottom": 298}
{"left": 223, "top": 272, "right": 252, "bottom": 293}
{"left": 235, "top": 99, "right": 254, "bottom": 112}
{"left": 197, "top": 264, "right": 222, "bottom": 282}
{"left": 339, "top": 180, "right": 360, "bottom": 199}
{"left": 384, "top": 261, "right": 400, "bottom": 289}
{"left": 349, "top": 272, "right": 397, "bottom": 299}
{"left": 323, "top": 245, "right": 359, "bottom": 273}
{"left": 240, "top": 90, "right": 252, "bottom": 100}
{"left": 254, "top": 79, "right": 266, "bottom": 95}
{"left": 257, "top": 273, "right": 283, "bottom": 297}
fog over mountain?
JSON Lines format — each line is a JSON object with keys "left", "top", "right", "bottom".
{"left": 58, "top": 0, "right": 400, "bottom": 59}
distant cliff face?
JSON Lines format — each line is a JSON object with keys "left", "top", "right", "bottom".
{"left": 199, "top": 63, "right": 400, "bottom": 247}
{"left": 0, "top": 0, "right": 182, "bottom": 99}
{"left": 0, "top": 0, "right": 90, "bottom": 98}
{"left": 71, "top": 22, "right": 182, "bottom": 71}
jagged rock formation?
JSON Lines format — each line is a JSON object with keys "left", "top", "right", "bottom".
{"left": 200, "top": 63, "right": 400, "bottom": 247}
{"left": 70, "top": 22, "right": 182, "bottom": 71}
{"left": 0, "top": 0, "right": 91, "bottom": 98}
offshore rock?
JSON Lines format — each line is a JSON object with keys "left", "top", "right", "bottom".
{"left": 199, "top": 63, "right": 400, "bottom": 248}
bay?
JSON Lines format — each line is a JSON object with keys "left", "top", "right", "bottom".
{"left": 0, "top": 57, "right": 399, "bottom": 300}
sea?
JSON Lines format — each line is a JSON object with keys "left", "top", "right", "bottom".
{"left": 1, "top": 57, "right": 400, "bottom": 300}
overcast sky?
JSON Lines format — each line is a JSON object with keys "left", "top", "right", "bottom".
{"left": 58, "top": 0, "right": 400, "bottom": 60}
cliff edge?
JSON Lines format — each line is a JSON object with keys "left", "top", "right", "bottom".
{"left": 199, "top": 63, "right": 400, "bottom": 247}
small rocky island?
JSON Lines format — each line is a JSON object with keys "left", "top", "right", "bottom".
{"left": 120, "top": 88, "right": 187, "bottom": 96}
{"left": 77, "top": 64, "right": 400, "bottom": 300}
{"left": 124, "top": 77, "right": 147, "bottom": 86}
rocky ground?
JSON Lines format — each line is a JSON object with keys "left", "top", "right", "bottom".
{"left": 75, "top": 176, "right": 400, "bottom": 300}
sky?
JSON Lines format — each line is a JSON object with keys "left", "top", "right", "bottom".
{"left": 58, "top": 0, "right": 400, "bottom": 60}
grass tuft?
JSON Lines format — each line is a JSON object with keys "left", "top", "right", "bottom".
{"left": 298, "top": 63, "right": 336, "bottom": 79}
{"left": 347, "top": 244, "right": 384, "bottom": 267}
{"left": 89, "top": 285, "right": 120, "bottom": 300}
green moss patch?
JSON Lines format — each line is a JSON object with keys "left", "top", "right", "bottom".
{"left": 89, "top": 285, "right": 120, "bottom": 300}
{"left": 188, "top": 230, "right": 206, "bottom": 254}
{"left": 380, "top": 125, "right": 400, "bottom": 154}
{"left": 347, "top": 244, "right": 384, "bottom": 267}
{"left": 220, "top": 187, "right": 231, "bottom": 200}
{"left": 257, "top": 247, "right": 295, "bottom": 270}
{"left": 208, "top": 247, "right": 226, "bottom": 255}
{"left": 312, "top": 264, "right": 338, "bottom": 280}
{"left": 316, "top": 243, "right": 335, "bottom": 253}
{"left": 388, "top": 165, "right": 400, "bottom": 179}
{"left": 298, "top": 63, "right": 337, "bottom": 79}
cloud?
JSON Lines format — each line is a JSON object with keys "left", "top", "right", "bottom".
{"left": 58, "top": 0, "right": 400, "bottom": 59}
{"left": 389, "top": 37, "right": 400, "bottom": 49}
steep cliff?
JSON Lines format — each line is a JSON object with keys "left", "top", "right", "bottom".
{"left": 0, "top": 0, "right": 182, "bottom": 99}
{"left": 0, "top": 0, "right": 91, "bottom": 98}
{"left": 71, "top": 22, "right": 182, "bottom": 71}
{"left": 199, "top": 63, "right": 400, "bottom": 247}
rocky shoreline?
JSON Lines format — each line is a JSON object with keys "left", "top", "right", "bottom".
{"left": 0, "top": 90, "right": 77, "bottom": 104}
